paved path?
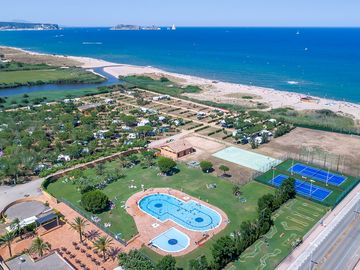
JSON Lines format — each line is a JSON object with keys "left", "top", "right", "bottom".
{"left": 0, "top": 178, "right": 43, "bottom": 210}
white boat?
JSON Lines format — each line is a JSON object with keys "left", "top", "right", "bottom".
{"left": 171, "top": 24, "right": 176, "bottom": 30}
{"left": 296, "top": 31, "right": 300, "bottom": 35}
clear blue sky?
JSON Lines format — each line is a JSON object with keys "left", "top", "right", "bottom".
{"left": 2, "top": 0, "right": 360, "bottom": 27}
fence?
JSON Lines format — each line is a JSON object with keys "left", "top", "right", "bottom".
{"left": 60, "top": 197, "right": 127, "bottom": 246}
{"left": 283, "top": 146, "right": 360, "bottom": 178}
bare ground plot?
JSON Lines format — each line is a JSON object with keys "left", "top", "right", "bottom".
{"left": 257, "top": 127, "right": 360, "bottom": 177}
{"left": 180, "top": 135, "right": 254, "bottom": 184}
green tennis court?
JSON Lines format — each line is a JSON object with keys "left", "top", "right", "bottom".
{"left": 212, "top": 146, "right": 281, "bottom": 172}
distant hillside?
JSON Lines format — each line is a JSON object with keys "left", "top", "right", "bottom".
{"left": 0, "top": 22, "right": 60, "bottom": 30}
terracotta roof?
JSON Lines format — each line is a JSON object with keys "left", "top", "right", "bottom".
{"left": 162, "top": 139, "right": 193, "bottom": 153}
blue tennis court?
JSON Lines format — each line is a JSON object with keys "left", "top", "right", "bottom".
{"left": 289, "top": 163, "right": 346, "bottom": 186}
{"left": 269, "top": 174, "right": 332, "bottom": 201}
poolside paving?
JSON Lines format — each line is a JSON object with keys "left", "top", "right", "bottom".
{"left": 125, "top": 188, "right": 229, "bottom": 256}
{"left": 0, "top": 194, "right": 140, "bottom": 270}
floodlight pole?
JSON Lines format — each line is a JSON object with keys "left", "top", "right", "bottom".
{"left": 309, "top": 180, "right": 314, "bottom": 198}
{"left": 272, "top": 167, "right": 275, "bottom": 185}
{"left": 326, "top": 168, "right": 329, "bottom": 186}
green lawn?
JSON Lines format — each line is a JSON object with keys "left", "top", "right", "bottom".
{"left": 0, "top": 88, "right": 103, "bottom": 108}
{"left": 122, "top": 75, "right": 201, "bottom": 96}
{"left": 0, "top": 68, "right": 104, "bottom": 87}
{"left": 46, "top": 160, "right": 275, "bottom": 269}
{"left": 231, "top": 197, "right": 327, "bottom": 270}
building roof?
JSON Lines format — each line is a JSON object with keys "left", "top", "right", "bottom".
{"left": 162, "top": 139, "right": 193, "bottom": 153}
{"left": 78, "top": 103, "right": 103, "bottom": 111}
{"left": 6, "top": 253, "right": 74, "bottom": 270}
{"left": 36, "top": 210, "right": 57, "bottom": 225}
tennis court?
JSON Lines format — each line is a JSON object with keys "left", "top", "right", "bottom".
{"left": 269, "top": 174, "right": 332, "bottom": 201}
{"left": 212, "top": 147, "right": 281, "bottom": 172}
{"left": 289, "top": 163, "right": 347, "bottom": 186}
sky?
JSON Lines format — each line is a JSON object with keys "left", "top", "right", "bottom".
{"left": 2, "top": 0, "right": 360, "bottom": 27}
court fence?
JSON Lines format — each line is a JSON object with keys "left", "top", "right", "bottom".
{"left": 60, "top": 197, "right": 128, "bottom": 246}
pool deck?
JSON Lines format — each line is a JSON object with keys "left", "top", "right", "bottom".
{"left": 126, "top": 188, "right": 229, "bottom": 256}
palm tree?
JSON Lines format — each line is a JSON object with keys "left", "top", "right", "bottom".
{"left": 0, "top": 231, "right": 16, "bottom": 257}
{"left": 29, "top": 237, "right": 51, "bottom": 258}
{"left": 93, "top": 236, "right": 113, "bottom": 262}
{"left": 10, "top": 218, "right": 22, "bottom": 240}
{"left": 69, "top": 216, "right": 88, "bottom": 242}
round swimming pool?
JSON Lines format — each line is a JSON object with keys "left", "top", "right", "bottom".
{"left": 151, "top": 227, "right": 190, "bottom": 253}
{"left": 139, "top": 193, "right": 221, "bottom": 231}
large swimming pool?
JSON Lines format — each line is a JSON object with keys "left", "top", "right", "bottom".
{"left": 138, "top": 193, "right": 221, "bottom": 231}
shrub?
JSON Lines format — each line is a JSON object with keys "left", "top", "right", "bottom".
{"left": 157, "top": 157, "right": 176, "bottom": 175}
{"left": 200, "top": 161, "right": 213, "bottom": 173}
{"left": 81, "top": 190, "right": 109, "bottom": 213}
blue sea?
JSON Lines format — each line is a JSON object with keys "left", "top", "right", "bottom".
{"left": 0, "top": 27, "right": 359, "bottom": 102}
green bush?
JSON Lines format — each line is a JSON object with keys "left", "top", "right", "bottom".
{"left": 81, "top": 190, "right": 109, "bottom": 213}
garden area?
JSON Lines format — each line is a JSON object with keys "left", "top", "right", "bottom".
{"left": 43, "top": 154, "right": 328, "bottom": 270}
{"left": 230, "top": 197, "right": 327, "bottom": 270}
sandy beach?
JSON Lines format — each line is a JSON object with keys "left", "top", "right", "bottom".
{"left": 100, "top": 62, "right": 360, "bottom": 121}
{"left": 1, "top": 45, "right": 360, "bottom": 121}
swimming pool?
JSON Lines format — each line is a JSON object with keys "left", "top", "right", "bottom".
{"left": 151, "top": 227, "right": 190, "bottom": 253}
{"left": 138, "top": 193, "right": 221, "bottom": 231}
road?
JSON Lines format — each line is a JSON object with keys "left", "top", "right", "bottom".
{"left": 315, "top": 213, "right": 360, "bottom": 270}
{"left": 295, "top": 191, "right": 360, "bottom": 270}
{"left": 0, "top": 178, "right": 43, "bottom": 210}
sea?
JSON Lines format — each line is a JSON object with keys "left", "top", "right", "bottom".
{"left": 0, "top": 27, "right": 359, "bottom": 102}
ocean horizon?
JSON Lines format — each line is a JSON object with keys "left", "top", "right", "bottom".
{"left": 0, "top": 27, "right": 359, "bottom": 102}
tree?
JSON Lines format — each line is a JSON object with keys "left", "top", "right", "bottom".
{"left": 0, "top": 231, "right": 16, "bottom": 257}
{"left": 136, "top": 125, "right": 153, "bottom": 139}
{"left": 157, "top": 255, "right": 176, "bottom": 270}
{"left": 219, "top": 165, "right": 230, "bottom": 176}
{"left": 157, "top": 157, "right": 176, "bottom": 175}
{"left": 141, "top": 150, "right": 155, "bottom": 167}
{"left": 69, "top": 216, "right": 88, "bottom": 243}
{"left": 200, "top": 161, "right": 213, "bottom": 173}
{"left": 232, "top": 185, "right": 241, "bottom": 197}
{"left": 250, "top": 139, "right": 258, "bottom": 149}
{"left": 212, "top": 236, "right": 237, "bottom": 269}
{"left": 189, "top": 256, "right": 210, "bottom": 270}
{"left": 10, "top": 218, "right": 22, "bottom": 240}
{"left": 81, "top": 190, "right": 109, "bottom": 213}
{"left": 120, "top": 114, "right": 137, "bottom": 126}
{"left": 96, "top": 163, "right": 105, "bottom": 175}
{"left": 257, "top": 194, "right": 275, "bottom": 213}
{"left": 29, "top": 237, "right": 51, "bottom": 257}
{"left": 93, "top": 236, "right": 113, "bottom": 262}
{"left": 118, "top": 250, "right": 155, "bottom": 270}
{"left": 279, "top": 177, "right": 296, "bottom": 202}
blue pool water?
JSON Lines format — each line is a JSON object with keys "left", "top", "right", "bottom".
{"left": 139, "top": 193, "right": 221, "bottom": 231}
{"left": 151, "top": 227, "right": 190, "bottom": 253}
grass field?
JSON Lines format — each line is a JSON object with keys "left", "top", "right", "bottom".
{"left": 256, "top": 159, "right": 360, "bottom": 207}
{"left": 45, "top": 160, "right": 276, "bottom": 268}
{"left": 230, "top": 198, "right": 327, "bottom": 270}
{"left": 0, "top": 68, "right": 104, "bottom": 88}
{"left": 0, "top": 88, "right": 106, "bottom": 108}
{"left": 122, "top": 75, "right": 201, "bottom": 96}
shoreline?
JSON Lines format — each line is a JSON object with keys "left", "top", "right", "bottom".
{"left": 1, "top": 45, "right": 360, "bottom": 120}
